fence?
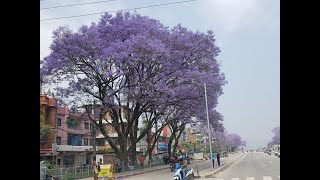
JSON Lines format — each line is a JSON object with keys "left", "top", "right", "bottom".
{"left": 47, "top": 165, "right": 94, "bottom": 180}
{"left": 46, "top": 158, "right": 166, "bottom": 180}
{"left": 115, "top": 158, "right": 166, "bottom": 173}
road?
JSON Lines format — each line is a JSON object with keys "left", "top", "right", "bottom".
{"left": 210, "top": 152, "right": 280, "bottom": 180}
{"left": 119, "top": 153, "right": 242, "bottom": 180}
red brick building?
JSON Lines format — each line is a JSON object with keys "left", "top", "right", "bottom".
{"left": 40, "top": 94, "right": 57, "bottom": 160}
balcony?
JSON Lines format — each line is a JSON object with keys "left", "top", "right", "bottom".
{"left": 67, "top": 125, "right": 84, "bottom": 130}
{"left": 40, "top": 95, "right": 56, "bottom": 107}
{"left": 56, "top": 145, "right": 93, "bottom": 152}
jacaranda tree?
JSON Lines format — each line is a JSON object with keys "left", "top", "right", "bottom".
{"left": 41, "top": 12, "right": 226, "bottom": 161}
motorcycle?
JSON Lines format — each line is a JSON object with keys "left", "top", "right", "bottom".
{"left": 173, "top": 167, "right": 194, "bottom": 180}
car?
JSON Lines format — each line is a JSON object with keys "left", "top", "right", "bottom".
{"left": 266, "top": 150, "right": 271, "bottom": 155}
{"left": 40, "top": 161, "right": 48, "bottom": 180}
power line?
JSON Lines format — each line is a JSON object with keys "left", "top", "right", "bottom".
{"left": 40, "top": 0, "right": 197, "bottom": 21}
{"left": 40, "top": 0, "right": 119, "bottom": 10}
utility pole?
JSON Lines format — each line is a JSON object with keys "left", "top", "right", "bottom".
{"left": 204, "top": 82, "right": 214, "bottom": 171}
{"left": 92, "top": 101, "right": 97, "bottom": 161}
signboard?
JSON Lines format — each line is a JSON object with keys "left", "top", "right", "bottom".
{"left": 98, "top": 164, "right": 115, "bottom": 179}
{"left": 56, "top": 145, "right": 93, "bottom": 152}
{"left": 159, "top": 144, "right": 168, "bottom": 151}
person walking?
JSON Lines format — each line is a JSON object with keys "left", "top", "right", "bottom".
{"left": 217, "top": 152, "right": 221, "bottom": 166}
{"left": 211, "top": 152, "right": 216, "bottom": 168}
{"left": 138, "top": 155, "right": 145, "bottom": 171}
{"left": 93, "top": 160, "right": 100, "bottom": 180}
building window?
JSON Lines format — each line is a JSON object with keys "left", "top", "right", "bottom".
{"left": 89, "top": 139, "right": 93, "bottom": 146}
{"left": 67, "top": 133, "right": 82, "bottom": 146}
{"left": 89, "top": 123, "right": 93, "bottom": 130}
{"left": 56, "top": 137, "right": 61, "bottom": 145}
{"left": 84, "top": 138, "right": 88, "bottom": 146}
{"left": 57, "top": 118, "right": 61, "bottom": 126}
{"left": 63, "top": 155, "right": 75, "bottom": 166}
{"left": 85, "top": 122, "right": 89, "bottom": 130}
{"left": 96, "top": 138, "right": 105, "bottom": 146}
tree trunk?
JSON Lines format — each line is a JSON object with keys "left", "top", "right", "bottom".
{"left": 167, "top": 135, "right": 175, "bottom": 158}
{"left": 148, "top": 145, "right": 153, "bottom": 165}
{"left": 172, "top": 125, "right": 185, "bottom": 154}
{"left": 130, "top": 119, "right": 139, "bottom": 163}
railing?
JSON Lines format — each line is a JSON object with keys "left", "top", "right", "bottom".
{"left": 46, "top": 158, "right": 167, "bottom": 180}
{"left": 47, "top": 165, "right": 94, "bottom": 180}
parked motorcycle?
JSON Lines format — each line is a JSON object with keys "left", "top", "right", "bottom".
{"left": 173, "top": 167, "right": 194, "bottom": 180}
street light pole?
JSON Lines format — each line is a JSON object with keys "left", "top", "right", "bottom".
{"left": 204, "top": 82, "right": 214, "bottom": 171}
{"left": 92, "top": 101, "right": 97, "bottom": 161}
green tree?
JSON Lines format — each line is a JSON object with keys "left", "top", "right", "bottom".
{"left": 40, "top": 110, "right": 52, "bottom": 136}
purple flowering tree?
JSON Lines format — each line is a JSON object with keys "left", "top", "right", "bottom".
{"left": 41, "top": 12, "right": 225, "bottom": 161}
{"left": 213, "top": 131, "right": 245, "bottom": 152}
{"left": 270, "top": 126, "right": 280, "bottom": 145}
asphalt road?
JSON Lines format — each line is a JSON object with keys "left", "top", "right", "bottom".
{"left": 210, "top": 152, "right": 280, "bottom": 180}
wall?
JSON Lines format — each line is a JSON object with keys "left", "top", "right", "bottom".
{"left": 40, "top": 95, "right": 57, "bottom": 150}
{"left": 57, "top": 107, "right": 92, "bottom": 146}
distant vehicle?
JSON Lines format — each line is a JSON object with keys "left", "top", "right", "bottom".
{"left": 194, "top": 153, "right": 204, "bottom": 160}
{"left": 40, "top": 161, "right": 60, "bottom": 180}
{"left": 40, "top": 161, "right": 47, "bottom": 180}
{"left": 222, "top": 151, "right": 228, "bottom": 158}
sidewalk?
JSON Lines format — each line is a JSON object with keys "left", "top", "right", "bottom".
{"left": 79, "top": 159, "right": 203, "bottom": 180}
{"left": 199, "top": 152, "right": 246, "bottom": 178}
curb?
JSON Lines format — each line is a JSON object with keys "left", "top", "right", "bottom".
{"left": 202, "top": 153, "right": 245, "bottom": 179}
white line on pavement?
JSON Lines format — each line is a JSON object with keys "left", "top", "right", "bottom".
{"left": 215, "top": 154, "right": 247, "bottom": 177}
{"left": 231, "top": 178, "right": 239, "bottom": 180}
{"left": 263, "top": 176, "right": 272, "bottom": 180}
{"left": 246, "top": 177, "right": 254, "bottom": 180}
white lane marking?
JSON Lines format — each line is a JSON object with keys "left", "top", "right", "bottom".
{"left": 246, "top": 177, "right": 254, "bottom": 180}
{"left": 231, "top": 178, "right": 239, "bottom": 180}
{"left": 216, "top": 154, "right": 247, "bottom": 177}
{"left": 263, "top": 176, "right": 272, "bottom": 180}
{"left": 270, "top": 161, "right": 272, "bottom": 163}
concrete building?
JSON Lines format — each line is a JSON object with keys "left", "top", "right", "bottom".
{"left": 40, "top": 94, "right": 57, "bottom": 161}
{"left": 54, "top": 107, "right": 94, "bottom": 166}
{"left": 181, "top": 128, "right": 197, "bottom": 144}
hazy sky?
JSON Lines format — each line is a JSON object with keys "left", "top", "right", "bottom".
{"left": 40, "top": 0, "right": 280, "bottom": 149}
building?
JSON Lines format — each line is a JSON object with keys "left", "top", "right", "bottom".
{"left": 181, "top": 128, "right": 197, "bottom": 144}
{"left": 54, "top": 107, "right": 94, "bottom": 166}
{"left": 40, "top": 94, "right": 57, "bottom": 161}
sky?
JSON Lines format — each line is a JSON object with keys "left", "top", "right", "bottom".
{"left": 40, "top": 0, "right": 280, "bottom": 149}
